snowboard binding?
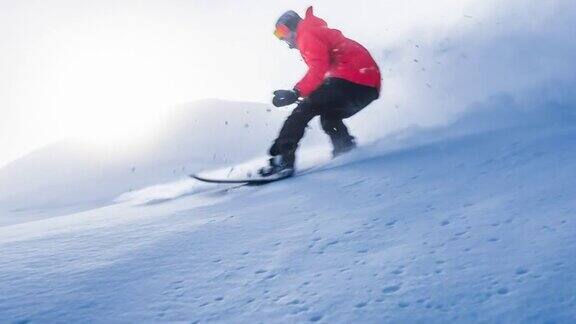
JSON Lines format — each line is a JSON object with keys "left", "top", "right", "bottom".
{"left": 258, "top": 155, "right": 295, "bottom": 178}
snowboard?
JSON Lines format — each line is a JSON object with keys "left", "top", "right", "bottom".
{"left": 192, "top": 171, "right": 292, "bottom": 185}
{"left": 191, "top": 152, "right": 332, "bottom": 185}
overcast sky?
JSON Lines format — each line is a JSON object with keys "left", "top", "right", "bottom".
{"left": 0, "top": 0, "right": 486, "bottom": 168}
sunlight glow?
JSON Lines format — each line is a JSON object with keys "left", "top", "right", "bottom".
{"left": 1, "top": 0, "right": 490, "bottom": 164}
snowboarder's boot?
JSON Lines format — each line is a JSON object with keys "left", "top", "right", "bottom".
{"left": 332, "top": 137, "right": 357, "bottom": 158}
{"left": 258, "top": 155, "right": 295, "bottom": 178}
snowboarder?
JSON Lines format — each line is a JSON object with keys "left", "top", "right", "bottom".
{"left": 260, "top": 7, "right": 381, "bottom": 178}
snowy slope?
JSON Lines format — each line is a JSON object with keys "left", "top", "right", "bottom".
{"left": 1, "top": 113, "right": 575, "bottom": 323}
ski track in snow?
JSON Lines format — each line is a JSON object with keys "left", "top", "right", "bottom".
{"left": 1, "top": 123, "right": 576, "bottom": 323}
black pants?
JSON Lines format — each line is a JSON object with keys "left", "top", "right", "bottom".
{"left": 269, "top": 78, "right": 379, "bottom": 164}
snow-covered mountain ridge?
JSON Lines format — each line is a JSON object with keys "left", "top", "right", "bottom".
{"left": 0, "top": 99, "right": 328, "bottom": 226}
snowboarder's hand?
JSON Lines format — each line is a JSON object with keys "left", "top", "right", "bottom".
{"left": 272, "top": 89, "right": 300, "bottom": 107}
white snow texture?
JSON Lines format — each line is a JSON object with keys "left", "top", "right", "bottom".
{"left": 1, "top": 1, "right": 576, "bottom": 323}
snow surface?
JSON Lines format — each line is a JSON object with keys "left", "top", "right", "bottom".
{"left": 1, "top": 109, "right": 576, "bottom": 322}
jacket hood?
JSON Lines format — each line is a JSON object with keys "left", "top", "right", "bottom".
{"left": 298, "top": 6, "right": 327, "bottom": 30}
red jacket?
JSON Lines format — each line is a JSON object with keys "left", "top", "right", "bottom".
{"left": 294, "top": 7, "right": 381, "bottom": 97}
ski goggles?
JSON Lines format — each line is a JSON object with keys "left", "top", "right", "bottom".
{"left": 274, "top": 24, "right": 292, "bottom": 40}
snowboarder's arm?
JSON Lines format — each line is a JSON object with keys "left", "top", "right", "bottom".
{"left": 295, "top": 33, "right": 330, "bottom": 97}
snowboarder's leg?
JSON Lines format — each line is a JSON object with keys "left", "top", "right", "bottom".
{"left": 320, "top": 115, "right": 356, "bottom": 157}
{"left": 313, "top": 79, "right": 379, "bottom": 157}
{"left": 270, "top": 104, "right": 317, "bottom": 162}
{"left": 261, "top": 104, "right": 317, "bottom": 177}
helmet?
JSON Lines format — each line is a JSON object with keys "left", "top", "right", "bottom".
{"left": 274, "top": 10, "right": 302, "bottom": 48}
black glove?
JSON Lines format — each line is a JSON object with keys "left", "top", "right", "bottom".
{"left": 272, "top": 89, "right": 300, "bottom": 107}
